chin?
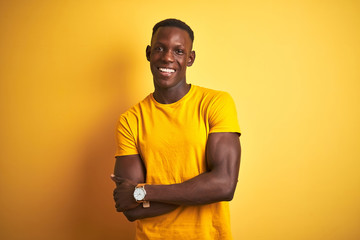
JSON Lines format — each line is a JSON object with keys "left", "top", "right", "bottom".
{"left": 155, "top": 82, "right": 173, "bottom": 89}
{"left": 154, "top": 78, "right": 179, "bottom": 89}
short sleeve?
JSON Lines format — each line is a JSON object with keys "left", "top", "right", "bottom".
{"left": 208, "top": 92, "right": 241, "bottom": 134}
{"left": 115, "top": 114, "right": 139, "bottom": 157}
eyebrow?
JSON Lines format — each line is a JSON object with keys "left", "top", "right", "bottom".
{"left": 153, "top": 41, "right": 186, "bottom": 47}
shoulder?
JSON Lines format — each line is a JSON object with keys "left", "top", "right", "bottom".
{"left": 192, "top": 85, "right": 233, "bottom": 104}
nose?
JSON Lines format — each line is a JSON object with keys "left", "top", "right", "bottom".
{"left": 162, "top": 50, "right": 174, "bottom": 63}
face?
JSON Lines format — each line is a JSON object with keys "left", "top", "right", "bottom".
{"left": 146, "top": 26, "right": 195, "bottom": 90}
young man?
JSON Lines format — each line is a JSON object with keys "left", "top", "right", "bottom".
{"left": 112, "top": 18, "right": 241, "bottom": 239}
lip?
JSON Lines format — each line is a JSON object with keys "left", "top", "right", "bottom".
{"left": 157, "top": 67, "right": 176, "bottom": 76}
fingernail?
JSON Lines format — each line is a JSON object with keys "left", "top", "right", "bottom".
{"left": 110, "top": 174, "right": 115, "bottom": 177}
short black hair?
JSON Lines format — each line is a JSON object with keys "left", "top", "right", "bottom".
{"left": 152, "top": 18, "right": 194, "bottom": 43}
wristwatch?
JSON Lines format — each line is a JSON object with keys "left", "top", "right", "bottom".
{"left": 133, "top": 183, "right": 150, "bottom": 208}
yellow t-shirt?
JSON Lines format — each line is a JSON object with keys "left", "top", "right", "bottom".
{"left": 115, "top": 85, "right": 241, "bottom": 240}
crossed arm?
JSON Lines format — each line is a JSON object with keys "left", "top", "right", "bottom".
{"left": 112, "top": 132, "right": 241, "bottom": 221}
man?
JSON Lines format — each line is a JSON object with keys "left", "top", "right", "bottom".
{"left": 111, "top": 18, "right": 241, "bottom": 239}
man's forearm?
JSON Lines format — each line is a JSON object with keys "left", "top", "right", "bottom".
{"left": 123, "top": 202, "right": 178, "bottom": 221}
{"left": 144, "top": 169, "right": 237, "bottom": 206}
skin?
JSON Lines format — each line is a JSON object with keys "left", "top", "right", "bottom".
{"left": 146, "top": 26, "right": 195, "bottom": 104}
{"left": 112, "top": 26, "right": 241, "bottom": 221}
{"left": 112, "top": 155, "right": 177, "bottom": 221}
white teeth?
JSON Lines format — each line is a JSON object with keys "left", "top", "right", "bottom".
{"left": 159, "top": 68, "right": 175, "bottom": 73}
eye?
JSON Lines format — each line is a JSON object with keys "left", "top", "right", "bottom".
{"left": 154, "top": 46, "right": 164, "bottom": 52}
{"left": 175, "top": 49, "right": 185, "bottom": 55}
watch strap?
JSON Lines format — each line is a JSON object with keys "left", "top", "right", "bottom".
{"left": 136, "top": 183, "right": 146, "bottom": 188}
{"left": 142, "top": 201, "right": 150, "bottom": 208}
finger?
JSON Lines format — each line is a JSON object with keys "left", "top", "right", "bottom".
{"left": 110, "top": 175, "right": 124, "bottom": 182}
{"left": 116, "top": 204, "right": 124, "bottom": 212}
{"left": 113, "top": 188, "right": 121, "bottom": 199}
{"left": 115, "top": 204, "right": 121, "bottom": 212}
{"left": 110, "top": 174, "right": 126, "bottom": 183}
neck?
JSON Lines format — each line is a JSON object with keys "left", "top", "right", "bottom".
{"left": 153, "top": 82, "right": 191, "bottom": 104}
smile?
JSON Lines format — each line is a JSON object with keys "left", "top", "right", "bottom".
{"left": 158, "top": 67, "right": 175, "bottom": 73}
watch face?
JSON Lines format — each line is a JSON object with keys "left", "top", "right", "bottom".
{"left": 134, "top": 188, "right": 145, "bottom": 201}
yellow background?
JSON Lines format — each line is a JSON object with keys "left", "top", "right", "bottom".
{"left": 1, "top": 0, "right": 359, "bottom": 239}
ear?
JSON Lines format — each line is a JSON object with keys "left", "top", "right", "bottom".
{"left": 187, "top": 50, "right": 196, "bottom": 67}
{"left": 146, "top": 45, "right": 151, "bottom": 61}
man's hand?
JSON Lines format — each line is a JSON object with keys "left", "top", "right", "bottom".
{"left": 111, "top": 175, "right": 139, "bottom": 212}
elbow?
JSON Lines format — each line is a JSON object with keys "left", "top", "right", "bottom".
{"left": 126, "top": 216, "right": 137, "bottom": 222}
{"left": 218, "top": 180, "right": 237, "bottom": 202}
{"left": 222, "top": 187, "right": 235, "bottom": 202}
{"left": 123, "top": 211, "right": 138, "bottom": 222}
